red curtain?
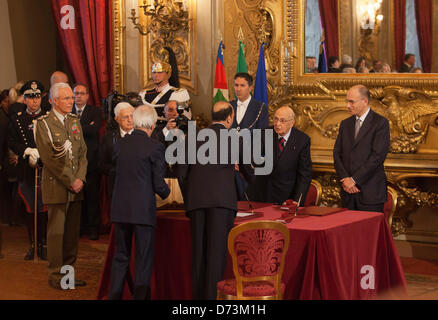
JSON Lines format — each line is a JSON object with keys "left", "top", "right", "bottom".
{"left": 414, "top": 0, "right": 432, "bottom": 73}
{"left": 393, "top": 0, "right": 406, "bottom": 72}
{"left": 50, "top": 0, "right": 113, "bottom": 231}
{"left": 318, "top": 0, "right": 339, "bottom": 59}
{"left": 50, "top": 0, "right": 113, "bottom": 106}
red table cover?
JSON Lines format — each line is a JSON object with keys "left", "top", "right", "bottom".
{"left": 96, "top": 203, "right": 407, "bottom": 300}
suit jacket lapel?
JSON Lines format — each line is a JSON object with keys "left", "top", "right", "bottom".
{"left": 353, "top": 109, "right": 375, "bottom": 147}
{"left": 239, "top": 97, "right": 255, "bottom": 128}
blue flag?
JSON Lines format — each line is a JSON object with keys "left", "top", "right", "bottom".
{"left": 318, "top": 41, "right": 327, "bottom": 73}
{"left": 254, "top": 42, "right": 268, "bottom": 106}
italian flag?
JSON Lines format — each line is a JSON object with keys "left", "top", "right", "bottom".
{"left": 213, "top": 41, "right": 229, "bottom": 104}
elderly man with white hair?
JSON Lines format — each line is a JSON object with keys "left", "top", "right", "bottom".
{"left": 99, "top": 102, "right": 135, "bottom": 197}
{"left": 108, "top": 105, "right": 170, "bottom": 300}
{"left": 34, "top": 82, "right": 88, "bottom": 290}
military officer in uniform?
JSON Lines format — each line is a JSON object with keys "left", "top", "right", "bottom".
{"left": 8, "top": 80, "right": 48, "bottom": 260}
{"left": 138, "top": 47, "right": 191, "bottom": 123}
{"left": 34, "top": 82, "right": 88, "bottom": 289}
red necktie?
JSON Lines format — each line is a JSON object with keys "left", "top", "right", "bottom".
{"left": 278, "top": 137, "right": 285, "bottom": 154}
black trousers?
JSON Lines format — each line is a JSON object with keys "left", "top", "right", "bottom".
{"left": 81, "top": 171, "right": 100, "bottom": 234}
{"left": 342, "top": 193, "right": 384, "bottom": 213}
{"left": 108, "top": 223, "right": 155, "bottom": 300}
{"left": 187, "top": 208, "right": 235, "bottom": 300}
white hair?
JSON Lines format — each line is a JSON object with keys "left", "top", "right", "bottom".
{"left": 50, "top": 82, "right": 71, "bottom": 102}
{"left": 342, "top": 54, "right": 352, "bottom": 64}
{"left": 114, "top": 102, "right": 134, "bottom": 118}
{"left": 133, "top": 105, "right": 157, "bottom": 130}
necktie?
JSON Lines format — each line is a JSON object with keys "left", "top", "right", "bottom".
{"left": 354, "top": 118, "right": 361, "bottom": 139}
{"left": 278, "top": 137, "right": 285, "bottom": 154}
{"left": 77, "top": 109, "right": 82, "bottom": 119}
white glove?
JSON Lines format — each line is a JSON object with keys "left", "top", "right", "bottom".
{"left": 24, "top": 148, "right": 39, "bottom": 159}
{"left": 28, "top": 154, "right": 38, "bottom": 168}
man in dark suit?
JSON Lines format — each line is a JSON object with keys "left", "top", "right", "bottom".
{"left": 178, "top": 101, "right": 255, "bottom": 300}
{"left": 230, "top": 72, "right": 269, "bottom": 199}
{"left": 256, "top": 106, "right": 312, "bottom": 205}
{"left": 108, "top": 105, "right": 170, "bottom": 300}
{"left": 73, "top": 83, "right": 102, "bottom": 240}
{"left": 333, "top": 85, "right": 390, "bottom": 213}
{"left": 230, "top": 72, "right": 269, "bottom": 131}
{"left": 99, "top": 102, "right": 134, "bottom": 198}
{"left": 398, "top": 54, "right": 415, "bottom": 73}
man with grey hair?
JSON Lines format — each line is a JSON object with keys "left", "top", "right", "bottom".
{"left": 108, "top": 105, "right": 170, "bottom": 300}
{"left": 99, "top": 102, "right": 134, "bottom": 197}
{"left": 34, "top": 82, "right": 88, "bottom": 290}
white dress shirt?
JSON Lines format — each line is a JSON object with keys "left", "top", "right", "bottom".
{"left": 120, "top": 128, "right": 134, "bottom": 138}
{"left": 236, "top": 96, "right": 251, "bottom": 124}
{"left": 356, "top": 107, "right": 371, "bottom": 128}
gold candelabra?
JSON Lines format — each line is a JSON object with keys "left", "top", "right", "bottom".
{"left": 129, "top": 0, "right": 191, "bottom": 41}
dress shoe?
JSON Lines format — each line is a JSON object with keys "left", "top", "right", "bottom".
{"left": 75, "top": 279, "right": 86, "bottom": 287}
{"left": 24, "top": 246, "right": 35, "bottom": 260}
{"left": 48, "top": 279, "right": 62, "bottom": 290}
{"left": 38, "top": 244, "right": 48, "bottom": 261}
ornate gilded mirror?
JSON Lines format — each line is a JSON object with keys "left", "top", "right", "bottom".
{"left": 281, "top": 0, "right": 438, "bottom": 236}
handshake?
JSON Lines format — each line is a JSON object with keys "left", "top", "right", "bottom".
{"left": 24, "top": 147, "right": 40, "bottom": 168}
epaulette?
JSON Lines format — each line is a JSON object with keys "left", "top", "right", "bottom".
{"left": 36, "top": 114, "right": 49, "bottom": 121}
{"left": 169, "top": 88, "right": 190, "bottom": 102}
{"left": 67, "top": 113, "right": 78, "bottom": 118}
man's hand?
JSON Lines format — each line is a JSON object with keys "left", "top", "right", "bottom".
{"left": 9, "top": 153, "right": 18, "bottom": 166}
{"left": 166, "top": 119, "right": 178, "bottom": 130}
{"left": 70, "top": 179, "right": 84, "bottom": 193}
{"left": 341, "top": 177, "right": 360, "bottom": 194}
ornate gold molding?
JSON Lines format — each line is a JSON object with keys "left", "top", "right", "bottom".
{"left": 139, "top": 0, "right": 197, "bottom": 93}
{"left": 223, "top": 0, "right": 284, "bottom": 94}
{"left": 112, "top": 0, "right": 125, "bottom": 93}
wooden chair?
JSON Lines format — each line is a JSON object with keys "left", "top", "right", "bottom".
{"left": 217, "top": 220, "right": 290, "bottom": 300}
{"left": 384, "top": 186, "right": 398, "bottom": 228}
{"left": 303, "top": 179, "right": 322, "bottom": 206}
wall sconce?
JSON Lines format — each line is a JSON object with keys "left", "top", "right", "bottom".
{"left": 129, "top": 0, "right": 191, "bottom": 40}
{"left": 357, "top": 0, "right": 383, "bottom": 30}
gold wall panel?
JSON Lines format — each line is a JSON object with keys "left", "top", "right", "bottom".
{"left": 223, "top": 0, "right": 284, "bottom": 98}
{"left": 112, "top": 0, "right": 126, "bottom": 93}
{"left": 138, "top": 0, "right": 197, "bottom": 93}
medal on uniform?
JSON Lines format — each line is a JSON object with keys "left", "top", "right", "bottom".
{"left": 72, "top": 121, "right": 80, "bottom": 134}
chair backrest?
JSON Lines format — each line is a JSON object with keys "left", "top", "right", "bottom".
{"left": 228, "top": 220, "right": 290, "bottom": 299}
{"left": 384, "top": 186, "right": 398, "bottom": 228}
{"left": 304, "top": 179, "right": 322, "bottom": 206}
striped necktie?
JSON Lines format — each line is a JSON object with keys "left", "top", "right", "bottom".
{"left": 278, "top": 137, "right": 285, "bottom": 154}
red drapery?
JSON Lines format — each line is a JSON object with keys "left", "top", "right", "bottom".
{"left": 393, "top": 0, "right": 406, "bottom": 72}
{"left": 50, "top": 0, "right": 113, "bottom": 230}
{"left": 318, "top": 0, "right": 339, "bottom": 59}
{"left": 414, "top": 0, "right": 432, "bottom": 73}
{"left": 50, "top": 0, "right": 113, "bottom": 106}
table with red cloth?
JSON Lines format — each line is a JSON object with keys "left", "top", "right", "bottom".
{"left": 96, "top": 203, "right": 408, "bottom": 300}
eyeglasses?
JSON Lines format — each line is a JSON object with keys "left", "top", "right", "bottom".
{"left": 273, "top": 117, "right": 293, "bottom": 124}
{"left": 59, "top": 96, "right": 74, "bottom": 101}
{"left": 120, "top": 115, "right": 133, "bottom": 121}
{"left": 345, "top": 98, "right": 363, "bottom": 105}
{"left": 74, "top": 92, "right": 88, "bottom": 96}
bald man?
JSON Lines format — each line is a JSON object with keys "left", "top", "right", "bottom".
{"left": 334, "top": 85, "right": 390, "bottom": 212}
{"left": 252, "top": 106, "right": 312, "bottom": 204}
{"left": 41, "top": 71, "right": 70, "bottom": 113}
{"left": 178, "top": 101, "right": 255, "bottom": 300}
